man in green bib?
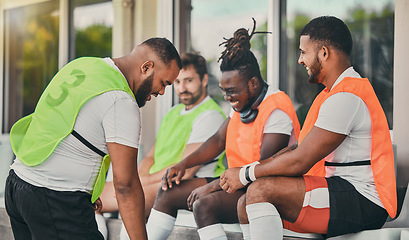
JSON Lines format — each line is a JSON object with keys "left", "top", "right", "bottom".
{"left": 5, "top": 37, "right": 181, "bottom": 240}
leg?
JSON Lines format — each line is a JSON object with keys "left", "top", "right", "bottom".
{"left": 245, "top": 176, "right": 305, "bottom": 240}
{"left": 246, "top": 176, "right": 305, "bottom": 221}
{"left": 154, "top": 178, "right": 209, "bottom": 217}
{"left": 5, "top": 173, "right": 32, "bottom": 240}
{"left": 147, "top": 178, "right": 208, "bottom": 240}
{"left": 193, "top": 189, "right": 245, "bottom": 240}
{"left": 142, "top": 181, "right": 162, "bottom": 218}
{"left": 237, "top": 193, "right": 248, "bottom": 224}
{"left": 193, "top": 189, "right": 245, "bottom": 228}
{"left": 237, "top": 194, "right": 251, "bottom": 240}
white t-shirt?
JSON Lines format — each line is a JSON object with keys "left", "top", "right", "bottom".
{"left": 11, "top": 58, "right": 141, "bottom": 193}
{"left": 229, "top": 86, "right": 296, "bottom": 146}
{"left": 172, "top": 96, "right": 225, "bottom": 177}
{"left": 180, "top": 96, "right": 225, "bottom": 144}
{"left": 315, "top": 67, "right": 383, "bottom": 208}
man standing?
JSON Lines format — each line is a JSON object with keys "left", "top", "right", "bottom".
{"left": 137, "top": 53, "right": 226, "bottom": 218}
{"left": 220, "top": 16, "right": 397, "bottom": 239}
{"left": 5, "top": 37, "right": 181, "bottom": 240}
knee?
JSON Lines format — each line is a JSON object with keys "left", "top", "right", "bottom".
{"left": 154, "top": 187, "right": 173, "bottom": 209}
{"left": 237, "top": 194, "right": 248, "bottom": 223}
{"left": 192, "top": 195, "right": 216, "bottom": 217}
{"left": 246, "top": 177, "right": 282, "bottom": 204}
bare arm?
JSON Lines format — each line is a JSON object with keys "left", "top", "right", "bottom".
{"left": 108, "top": 142, "right": 147, "bottom": 240}
{"left": 219, "top": 132, "right": 291, "bottom": 193}
{"left": 139, "top": 142, "right": 204, "bottom": 186}
{"left": 162, "top": 118, "right": 230, "bottom": 190}
{"left": 255, "top": 126, "right": 346, "bottom": 177}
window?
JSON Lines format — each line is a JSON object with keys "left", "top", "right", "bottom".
{"left": 4, "top": 0, "right": 60, "bottom": 132}
{"left": 282, "top": 0, "right": 394, "bottom": 128}
{"left": 69, "top": 0, "right": 113, "bottom": 60}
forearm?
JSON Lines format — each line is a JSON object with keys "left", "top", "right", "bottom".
{"left": 140, "top": 166, "right": 173, "bottom": 186}
{"left": 116, "top": 180, "right": 147, "bottom": 240}
{"left": 255, "top": 148, "right": 308, "bottom": 178}
{"left": 181, "top": 135, "right": 225, "bottom": 169}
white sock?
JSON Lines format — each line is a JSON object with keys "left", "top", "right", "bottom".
{"left": 240, "top": 224, "right": 251, "bottom": 240}
{"left": 146, "top": 208, "right": 176, "bottom": 240}
{"left": 246, "top": 203, "right": 283, "bottom": 240}
{"left": 197, "top": 223, "right": 228, "bottom": 240}
{"left": 95, "top": 213, "right": 107, "bottom": 240}
{"left": 119, "top": 223, "right": 130, "bottom": 240}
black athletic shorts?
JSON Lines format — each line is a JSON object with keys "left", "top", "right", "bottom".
{"left": 326, "top": 176, "right": 389, "bottom": 238}
{"left": 5, "top": 170, "right": 103, "bottom": 240}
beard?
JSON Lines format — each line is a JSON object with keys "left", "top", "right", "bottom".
{"left": 179, "top": 87, "right": 203, "bottom": 106}
{"left": 308, "top": 55, "right": 323, "bottom": 84}
{"left": 135, "top": 72, "right": 154, "bottom": 107}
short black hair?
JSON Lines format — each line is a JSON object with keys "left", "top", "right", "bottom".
{"left": 180, "top": 53, "right": 208, "bottom": 80}
{"left": 300, "top": 16, "right": 353, "bottom": 56}
{"left": 142, "top": 37, "right": 182, "bottom": 69}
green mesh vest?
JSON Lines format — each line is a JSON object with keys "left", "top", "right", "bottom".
{"left": 149, "top": 98, "right": 226, "bottom": 177}
{"left": 10, "top": 57, "right": 135, "bottom": 202}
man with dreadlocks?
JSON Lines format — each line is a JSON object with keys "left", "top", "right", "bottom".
{"left": 221, "top": 16, "right": 397, "bottom": 239}
{"left": 145, "top": 19, "right": 300, "bottom": 240}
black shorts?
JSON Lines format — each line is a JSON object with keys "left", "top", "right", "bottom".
{"left": 326, "top": 176, "right": 388, "bottom": 238}
{"left": 5, "top": 170, "right": 103, "bottom": 240}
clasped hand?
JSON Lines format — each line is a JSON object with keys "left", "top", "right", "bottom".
{"left": 219, "top": 167, "right": 244, "bottom": 193}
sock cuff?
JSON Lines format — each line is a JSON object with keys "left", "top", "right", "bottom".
{"left": 148, "top": 208, "right": 176, "bottom": 231}
{"left": 246, "top": 202, "right": 280, "bottom": 221}
{"left": 240, "top": 224, "right": 251, "bottom": 240}
{"left": 197, "top": 223, "right": 226, "bottom": 240}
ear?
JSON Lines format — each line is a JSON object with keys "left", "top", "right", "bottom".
{"left": 249, "top": 77, "right": 259, "bottom": 90}
{"left": 320, "top": 45, "right": 329, "bottom": 61}
{"left": 202, "top": 73, "right": 209, "bottom": 88}
{"left": 141, "top": 60, "right": 154, "bottom": 74}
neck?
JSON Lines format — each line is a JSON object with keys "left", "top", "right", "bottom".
{"left": 323, "top": 61, "right": 351, "bottom": 90}
{"left": 185, "top": 93, "right": 207, "bottom": 110}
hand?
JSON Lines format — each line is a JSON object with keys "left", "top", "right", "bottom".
{"left": 187, "top": 183, "right": 213, "bottom": 210}
{"left": 161, "top": 163, "right": 186, "bottom": 191}
{"left": 219, "top": 167, "right": 244, "bottom": 193}
{"left": 93, "top": 197, "right": 103, "bottom": 212}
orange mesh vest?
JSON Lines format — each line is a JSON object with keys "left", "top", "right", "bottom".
{"left": 299, "top": 77, "right": 397, "bottom": 218}
{"left": 226, "top": 91, "right": 300, "bottom": 168}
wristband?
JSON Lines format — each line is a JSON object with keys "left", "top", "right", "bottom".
{"left": 239, "top": 166, "right": 250, "bottom": 186}
{"left": 249, "top": 161, "right": 260, "bottom": 181}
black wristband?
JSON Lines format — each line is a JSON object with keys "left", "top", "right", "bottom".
{"left": 245, "top": 166, "right": 252, "bottom": 182}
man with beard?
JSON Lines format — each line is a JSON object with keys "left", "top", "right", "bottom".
{"left": 220, "top": 16, "right": 397, "bottom": 239}
{"left": 5, "top": 37, "right": 181, "bottom": 240}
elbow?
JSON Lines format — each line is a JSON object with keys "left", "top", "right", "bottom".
{"left": 114, "top": 179, "right": 138, "bottom": 197}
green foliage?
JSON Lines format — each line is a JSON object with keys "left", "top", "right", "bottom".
{"left": 75, "top": 24, "right": 112, "bottom": 58}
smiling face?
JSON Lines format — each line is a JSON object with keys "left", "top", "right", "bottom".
{"left": 298, "top": 35, "right": 324, "bottom": 84}
{"left": 173, "top": 65, "right": 207, "bottom": 110}
{"left": 219, "top": 70, "right": 256, "bottom": 112}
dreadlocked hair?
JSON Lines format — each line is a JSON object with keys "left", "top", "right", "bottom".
{"left": 218, "top": 18, "right": 270, "bottom": 82}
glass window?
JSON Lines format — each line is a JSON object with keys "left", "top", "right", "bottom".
{"left": 69, "top": 0, "right": 113, "bottom": 60}
{"left": 282, "top": 0, "right": 394, "bottom": 128}
{"left": 188, "top": 0, "right": 269, "bottom": 114}
{"left": 4, "top": 1, "right": 60, "bottom": 132}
